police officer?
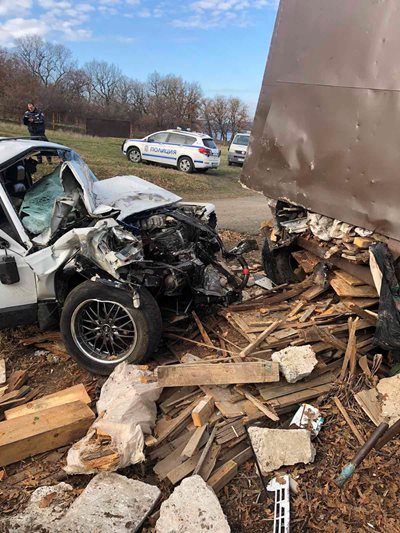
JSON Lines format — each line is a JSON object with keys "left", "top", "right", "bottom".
{"left": 23, "top": 102, "right": 50, "bottom": 163}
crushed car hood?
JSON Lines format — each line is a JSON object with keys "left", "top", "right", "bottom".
{"left": 92, "top": 176, "right": 182, "bottom": 219}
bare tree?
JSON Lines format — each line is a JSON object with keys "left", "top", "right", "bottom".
{"left": 84, "top": 60, "right": 124, "bottom": 108}
{"left": 15, "top": 35, "right": 75, "bottom": 87}
{"left": 227, "top": 97, "right": 249, "bottom": 139}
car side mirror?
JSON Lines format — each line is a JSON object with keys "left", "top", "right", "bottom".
{"left": 0, "top": 255, "right": 20, "bottom": 284}
{"left": 0, "top": 236, "right": 9, "bottom": 249}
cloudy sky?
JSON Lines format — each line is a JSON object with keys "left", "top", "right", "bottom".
{"left": 0, "top": 0, "right": 279, "bottom": 112}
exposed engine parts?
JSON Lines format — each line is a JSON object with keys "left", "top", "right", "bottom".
{"left": 77, "top": 205, "right": 257, "bottom": 307}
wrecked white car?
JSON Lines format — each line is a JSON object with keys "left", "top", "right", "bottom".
{"left": 0, "top": 138, "right": 254, "bottom": 374}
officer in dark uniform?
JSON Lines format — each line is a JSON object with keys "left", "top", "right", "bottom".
{"left": 23, "top": 102, "right": 50, "bottom": 163}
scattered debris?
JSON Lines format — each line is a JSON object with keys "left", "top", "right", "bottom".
{"left": 272, "top": 345, "right": 318, "bottom": 383}
{"left": 267, "top": 474, "right": 291, "bottom": 533}
{"left": 290, "top": 403, "right": 324, "bottom": 437}
{"left": 156, "top": 475, "right": 230, "bottom": 533}
{"left": 65, "top": 363, "right": 161, "bottom": 474}
{"left": 248, "top": 428, "right": 316, "bottom": 474}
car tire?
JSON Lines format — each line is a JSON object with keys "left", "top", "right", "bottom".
{"left": 60, "top": 281, "right": 162, "bottom": 375}
{"left": 127, "top": 146, "right": 142, "bottom": 164}
{"left": 228, "top": 161, "right": 233, "bottom": 166}
{"left": 177, "top": 156, "right": 194, "bottom": 173}
{"left": 262, "top": 230, "right": 299, "bottom": 285}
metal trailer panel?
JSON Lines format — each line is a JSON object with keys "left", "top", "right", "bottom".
{"left": 242, "top": 0, "right": 400, "bottom": 241}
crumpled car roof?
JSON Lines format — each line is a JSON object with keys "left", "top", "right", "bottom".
{"left": 0, "top": 139, "right": 70, "bottom": 169}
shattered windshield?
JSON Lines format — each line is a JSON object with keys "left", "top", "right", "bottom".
{"left": 19, "top": 150, "right": 97, "bottom": 236}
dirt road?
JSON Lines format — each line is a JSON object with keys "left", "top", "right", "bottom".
{"left": 210, "top": 193, "right": 271, "bottom": 234}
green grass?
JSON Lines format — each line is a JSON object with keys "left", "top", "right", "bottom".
{"left": 0, "top": 121, "right": 252, "bottom": 199}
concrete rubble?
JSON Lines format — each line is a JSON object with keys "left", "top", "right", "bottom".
{"left": 1, "top": 474, "right": 160, "bottom": 533}
{"left": 376, "top": 373, "right": 400, "bottom": 425}
{"left": 248, "top": 427, "right": 316, "bottom": 475}
{"left": 61, "top": 472, "right": 160, "bottom": 532}
{"left": 0, "top": 482, "right": 74, "bottom": 532}
{"left": 156, "top": 475, "right": 230, "bottom": 533}
{"left": 271, "top": 345, "right": 318, "bottom": 383}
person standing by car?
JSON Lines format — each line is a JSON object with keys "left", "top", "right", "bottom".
{"left": 23, "top": 102, "right": 50, "bottom": 163}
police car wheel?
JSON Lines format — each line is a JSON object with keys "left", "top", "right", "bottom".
{"left": 178, "top": 156, "right": 194, "bottom": 173}
{"left": 127, "top": 147, "right": 142, "bottom": 163}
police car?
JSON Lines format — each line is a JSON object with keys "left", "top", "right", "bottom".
{"left": 122, "top": 129, "right": 221, "bottom": 173}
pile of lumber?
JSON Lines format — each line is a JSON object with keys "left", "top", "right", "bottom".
{"left": 0, "top": 384, "right": 94, "bottom": 467}
{"left": 150, "top": 262, "right": 381, "bottom": 492}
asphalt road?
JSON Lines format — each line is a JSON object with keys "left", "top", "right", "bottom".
{"left": 211, "top": 193, "right": 271, "bottom": 234}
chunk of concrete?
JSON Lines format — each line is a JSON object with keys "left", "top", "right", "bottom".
{"left": 272, "top": 345, "right": 318, "bottom": 383}
{"left": 248, "top": 428, "right": 316, "bottom": 475}
{"left": 377, "top": 374, "right": 400, "bottom": 424}
{"left": 156, "top": 475, "right": 230, "bottom": 533}
{"left": 1, "top": 482, "right": 73, "bottom": 532}
{"left": 61, "top": 472, "right": 160, "bottom": 532}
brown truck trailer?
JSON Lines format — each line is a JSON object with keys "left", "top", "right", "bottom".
{"left": 242, "top": 0, "right": 400, "bottom": 352}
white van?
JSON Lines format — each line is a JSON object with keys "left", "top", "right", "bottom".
{"left": 228, "top": 132, "right": 250, "bottom": 166}
{"left": 122, "top": 129, "right": 220, "bottom": 173}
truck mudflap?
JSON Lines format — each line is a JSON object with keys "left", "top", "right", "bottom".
{"left": 370, "top": 243, "right": 400, "bottom": 354}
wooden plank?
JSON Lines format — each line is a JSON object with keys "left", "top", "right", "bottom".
{"left": 0, "top": 360, "right": 5, "bottom": 385}
{"left": 207, "top": 459, "right": 238, "bottom": 493}
{"left": 149, "top": 429, "right": 192, "bottom": 461}
{"left": 269, "top": 384, "right": 333, "bottom": 410}
{"left": 330, "top": 276, "right": 378, "bottom": 298}
{"left": 192, "top": 396, "right": 215, "bottom": 427}
{"left": 181, "top": 425, "right": 209, "bottom": 458}
{"left": 192, "top": 311, "right": 214, "bottom": 347}
{"left": 167, "top": 452, "right": 202, "bottom": 485}
{"left": 239, "top": 321, "right": 281, "bottom": 358}
{"left": 231, "top": 446, "right": 253, "bottom": 466}
{"left": 159, "top": 387, "right": 197, "bottom": 414}
{"left": 0, "top": 401, "right": 95, "bottom": 467}
{"left": 340, "top": 318, "right": 359, "bottom": 380}
{"left": 354, "top": 388, "right": 384, "bottom": 426}
{"left": 4, "top": 384, "right": 91, "bottom": 420}
{"left": 258, "top": 370, "right": 335, "bottom": 402}
{"left": 235, "top": 386, "right": 279, "bottom": 422}
{"left": 353, "top": 237, "right": 374, "bottom": 249}
{"left": 335, "top": 269, "right": 366, "bottom": 286}
{"left": 6, "top": 370, "right": 28, "bottom": 392}
{"left": 333, "top": 396, "right": 365, "bottom": 446}
{"left": 197, "top": 443, "right": 221, "bottom": 481}
{"left": 154, "top": 437, "right": 193, "bottom": 479}
{"left": 193, "top": 425, "right": 217, "bottom": 475}
{"left": 157, "top": 362, "right": 279, "bottom": 387}
{"left": 152, "top": 400, "right": 199, "bottom": 446}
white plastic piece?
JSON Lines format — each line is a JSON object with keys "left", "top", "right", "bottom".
{"left": 267, "top": 474, "right": 290, "bottom": 533}
{"left": 290, "top": 404, "right": 324, "bottom": 438}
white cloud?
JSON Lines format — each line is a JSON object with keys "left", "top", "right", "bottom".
{"left": 0, "top": 16, "right": 47, "bottom": 46}
{"left": 0, "top": 0, "right": 32, "bottom": 17}
{"left": 172, "top": 0, "right": 277, "bottom": 29}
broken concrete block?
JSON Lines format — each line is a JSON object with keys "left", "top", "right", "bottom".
{"left": 1, "top": 482, "right": 73, "bottom": 532}
{"left": 377, "top": 374, "right": 400, "bottom": 424}
{"left": 272, "top": 345, "right": 318, "bottom": 383}
{"left": 61, "top": 473, "right": 160, "bottom": 532}
{"left": 156, "top": 475, "right": 230, "bottom": 533}
{"left": 248, "top": 427, "right": 316, "bottom": 474}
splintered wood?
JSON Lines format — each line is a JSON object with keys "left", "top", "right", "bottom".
{"left": 152, "top": 262, "right": 380, "bottom": 494}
